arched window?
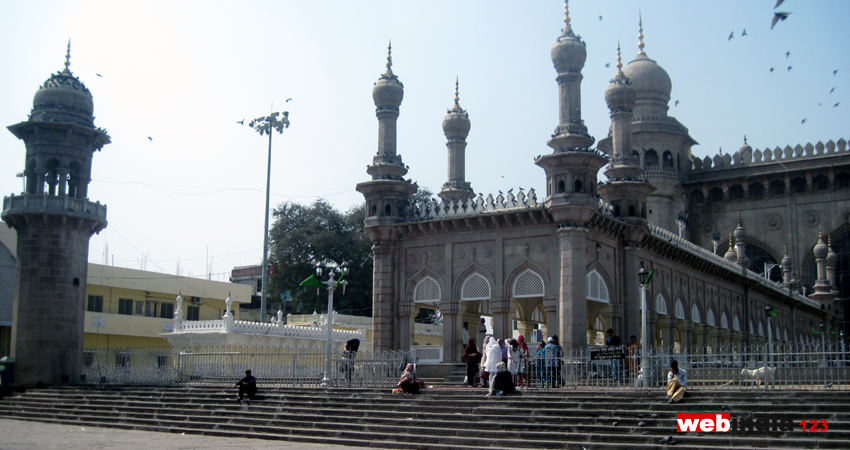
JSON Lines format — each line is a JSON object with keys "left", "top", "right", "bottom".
{"left": 757, "top": 320, "right": 764, "bottom": 336}
{"left": 663, "top": 151, "right": 674, "bottom": 168}
{"left": 68, "top": 161, "right": 82, "bottom": 199}
{"left": 691, "top": 304, "right": 701, "bottom": 324}
{"left": 628, "top": 205, "right": 636, "bottom": 216}
{"left": 461, "top": 273, "right": 491, "bottom": 301}
{"left": 558, "top": 180, "right": 566, "bottom": 194}
{"left": 837, "top": 172, "right": 850, "bottom": 189}
{"left": 814, "top": 175, "right": 830, "bottom": 191}
{"left": 721, "top": 312, "right": 729, "bottom": 329}
{"left": 706, "top": 309, "right": 715, "bottom": 326}
{"left": 413, "top": 277, "right": 441, "bottom": 304}
{"left": 690, "top": 190, "right": 705, "bottom": 205}
{"left": 574, "top": 179, "right": 583, "bottom": 193}
{"left": 733, "top": 314, "right": 741, "bottom": 332}
{"left": 513, "top": 270, "right": 545, "bottom": 298}
{"left": 709, "top": 187, "right": 724, "bottom": 202}
{"left": 370, "top": 204, "right": 377, "bottom": 216}
{"left": 586, "top": 269, "right": 610, "bottom": 303}
{"left": 645, "top": 149, "right": 659, "bottom": 167}
{"left": 749, "top": 182, "right": 765, "bottom": 199}
{"left": 770, "top": 180, "right": 785, "bottom": 196}
{"left": 655, "top": 293, "right": 668, "bottom": 315}
{"left": 675, "top": 300, "right": 686, "bottom": 320}
{"left": 384, "top": 203, "right": 392, "bottom": 215}
{"left": 790, "top": 177, "right": 807, "bottom": 194}
{"left": 728, "top": 184, "right": 744, "bottom": 201}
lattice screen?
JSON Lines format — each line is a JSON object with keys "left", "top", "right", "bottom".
{"left": 413, "top": 277, "right": 440, "bottom": 304}
{"left": 512, "top": 270, "right": 544, "bottom": 298}
{"left": 461, "top": 273, "right": 490, "bottom": 301}
{"left": 675, "top": 300, "right": 685, "bottom": 320}
{"left": 586, "top": 270, "right": 610, "bottom": 303}
{"left": 0, "top": 242, "right": 14, "bottom": 326}
{"left": 655, "top": 294, "right": 668, "bottom": 315}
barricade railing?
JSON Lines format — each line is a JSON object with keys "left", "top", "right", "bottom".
{"left": 509, "top": 343, "right": 849, "bottom": 391}
{"left": 65, "top": 345, "right": 410, "bottom": 388}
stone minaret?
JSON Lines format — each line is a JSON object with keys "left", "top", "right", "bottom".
{"left": 734, "top": 214, "right": 748, "bottom": 269}
{"left": 598, "top": 43, "right": 654, "bottom": 222}
{"left": 1, "top": 43, "right": 109, "bottom": 386}
{"left": 356, "top": 43, "right": 416, "bottom": 352}
{"left": 438, "top": 79, "right": 473, "bottom": 201}
{"left": 781, "top": 247, "right": 793, "bottom": 287}
{"left": 810, "top": 229, "right": 836, "bottom": 308}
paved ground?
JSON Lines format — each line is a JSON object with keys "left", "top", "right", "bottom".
{"left": 0, "top": 419, "right": 374, "bottom": 450}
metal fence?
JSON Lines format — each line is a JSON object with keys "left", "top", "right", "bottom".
{"left": 66, "top": 346, "right": 411, "bottom": 388}
{"left": 516, "top": 343, "right": 849, "bottom": 391}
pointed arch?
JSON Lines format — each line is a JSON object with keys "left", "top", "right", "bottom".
{"left": 531, "top": 306, "right": 546, "bottom": 323}
{"left": 691, "top": 304, "right": 702, "bottom": 324}
{"left": 757, "top": 320, "right": 764, "bottom": 336}
{"left": 406, "top": 266, "right": 446, "bottom": 305}
{"left": 458, "top": 266, "right": 493, "bottom": 302}
{"left": 655, "top": 293, "right": 669, "bottom": 315}
{"left": 706, "top": 306, "right": 716, "bottom": 327}
{"left": 586, "top": 268, "right": 611, "bottom": 303}
{"left": 721, "top": 311, "right": 729, "bottom": 329}
{"left": 675, "top": 299, "right": 686, "bottom": 320}
{"left": 506, "top": 260, "right": 550, "bottom": 299}
{"left": 594, "top": 315, "right": 604, "bottom": 331}
{"left": 733, "top": 314, "right": 741, "bottom": 332}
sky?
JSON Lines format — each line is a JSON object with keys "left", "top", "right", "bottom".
{"left": 1, "top": 1, "right": 848, "bottom": 281}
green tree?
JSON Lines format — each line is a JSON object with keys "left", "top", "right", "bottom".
{"left": 267, "top": 200, "right": 373, "bottom": 317}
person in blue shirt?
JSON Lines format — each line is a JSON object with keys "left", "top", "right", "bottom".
{"left": 667, "top": 360, "right": 687, "bottom": 403}
{"left": 544, "top": 336, "right": 563, "bottom": 388}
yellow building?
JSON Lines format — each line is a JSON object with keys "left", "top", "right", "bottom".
{"left": 83, "top": 263, "right": 252, "bottom": 348}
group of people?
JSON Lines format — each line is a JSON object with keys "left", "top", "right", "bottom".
{"left": 463, "top": 332, "right": 570, "bottom": 394}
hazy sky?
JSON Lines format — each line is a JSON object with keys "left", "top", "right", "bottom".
{"left": 1, "top": 1, "right": 848, "bottom": 281}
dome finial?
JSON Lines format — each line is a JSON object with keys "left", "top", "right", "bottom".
{"left": 616, "top": 41, "right": 623, "bottom": 72}
{"left": 454, "top": 77, "right": 460, "bottom": 107}
{"left": 743, "top": 135, "right": 748, "bottom": 145}
{"left": 638, "top": 12, "right": 646, "bottom": 55}
{"left": 819, "top": 226, "right": 823, "bottom": 240}
{"left": 386, "top": 40, "right": 393, "bottom": 72}
{"left": 64, "top": 39, "right": 72, "bottom": 73}
{"left": 560, "top": 0, "right": 574, "bottom": 36}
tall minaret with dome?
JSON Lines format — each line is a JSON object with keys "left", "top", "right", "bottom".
{"left": 438, "top": 79, "right": 474, "bottom": 201}
{"left": 356, "top": 43, "right": 416, "bottom": 352}
{"left": 1, "top": 43, "right": 110, "bottom": 386}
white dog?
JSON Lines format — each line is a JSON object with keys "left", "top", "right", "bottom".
{"left": 741, "top": 367, "right": 775, "bottom": 386}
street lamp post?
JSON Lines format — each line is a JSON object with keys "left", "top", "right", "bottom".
{"left": 315, "top": 262, "right": 349, "bottom": 387}
{"left": 249, "top": 110, "right": 290, "bottom": 322}
{"left": 765, "top": 306, "right": 773, "bottom": 391}
{"left": 638, "top": 262, "right": 651, "bottom": 388}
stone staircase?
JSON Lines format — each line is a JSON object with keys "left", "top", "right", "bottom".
{"left": 1, "top": 385, "right": 848, "bottom": 449}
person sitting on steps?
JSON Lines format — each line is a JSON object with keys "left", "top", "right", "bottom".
{"left": 487, "top": 361, "right": 516, "bottom": 396}
{"left": 667, "top": 360, "right": 687, "bottom": 404}
{"left": 397, "top": 363, "right": 426, "bottom": 394}
{"left": 233, "top": 369, "right": 257, "bottom": 402}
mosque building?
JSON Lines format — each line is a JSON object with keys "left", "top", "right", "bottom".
{"left": 356, "top": 1, "right": 847, "bottom": 361}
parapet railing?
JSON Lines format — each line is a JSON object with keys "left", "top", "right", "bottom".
{"left": 2, "top": 193, "right": 107, "bottom": 221}
{"left": 172, "top": 318, "right": 363, "bottom": 342}
{"left": 692, "top": 138, "right": 848, "bottom": 172}
{"left": 401, "top": 188, "right": 540, "bottom": 222}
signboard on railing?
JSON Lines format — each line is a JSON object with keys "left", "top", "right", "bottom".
{"left": 590, "top": 347, "right": 625, "bottom": 360}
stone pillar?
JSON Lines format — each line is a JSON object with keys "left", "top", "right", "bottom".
{"left": 490, "top": 297, "right": 511, "bottom": 342}
{"left": 543, "top": 300, "right": 558, "bottom": 343}
{"left": 371, "top": 241, "right": 396, "bottom": 351}
{"left": 622, "top": 247, "right": 642, "bottom": 346}
{"left": 557, "top": 226, "right": 588, "bottom": 350}
{"left": 680, "top": 320, "right": 694, "bottom": 354}
{"left": 441, "top": 304, "right": 460, "bottom": 363}
{"left": 35, "top": 167, "right": 47, "bottom": 194}
{"left": 398, "top": 303, "right": 413, "bottom": 350}
{"left": 57, "top": 168, "right": 69, "bottom": 196}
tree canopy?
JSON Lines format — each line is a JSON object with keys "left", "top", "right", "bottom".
{"left": 267, "top": 200, "right": 373, "bottom": 317}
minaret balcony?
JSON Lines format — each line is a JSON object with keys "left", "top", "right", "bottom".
{"left": 2, "top": 193, "right": 107, "bottom": 230}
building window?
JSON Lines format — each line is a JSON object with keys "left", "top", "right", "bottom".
{"left": 187, "top": 305, "right": 200, "bottom": 321}
{"left": 115, "top": 354, "right": 130, "bottom": 367}
{"left": 690, "top": 190, "right": 705, "bottom": 205}
{"left": 156, "top": 356, "right": 169, "bottom": 368}
{"left": 83, "top": 351, "right": 95, "bottom": 367}
{"left": 749, "top": 182, "right": 765, "bottom": 199}
{"left": 728, "top": 184, "right": 744, "bottom": 201}
{"left": 708, "top": 187, "right": 724, "bottom": 202}
{"left": 118, "top": 298, "right": 134, "bottom": 315}
{"left": 790, "top": 177, "right": 807, "bottom": 194}
{"left": 87, "top": 295, "right": 103, "bottom": 312}
{"left": 770, "top": 180, "right": 785, "bottom": 196}
{"left": 837, "top": 172, "right": 850, "bottom": 189}
{"left": 144, "top": 300, "right": 157, "bottom": 317}
{"left": 160, "top": 302, "right": 174, "bottom": 319}
{"left": 134, "top": 300, "right": 144, "bottom": 315}
{"left": 814, "top": 175, "right": 830, "bottom": 191}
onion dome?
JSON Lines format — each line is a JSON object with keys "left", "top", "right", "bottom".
{"left": 442, "top": 78, "right": 470, "bottom": 140}
{"left": 551, "top": 1, "right": 586, "bottom": 74}
{"left": 372, "top": 42, "right": 404, "bottom": 111}
{"left": 781, "top": 247, "right": 791, "bottom": 268}
{"left": 604, "top": 43, "right": 636, "bottom": 112}
{"left": 724, "top": 235, "right": 737, "bottom": 262}
{"left": 813, "top": 228, "right": 828, "bottom": 260}
{"left": 31, "top": 41, "right": 95, "bottom": 128}
{"left": 739, "top": 136, "right": 753, "bottom": 154}
{"left": 826, "top": 235, "right": 838, "bottom": 266}
{"left": 622, "top": 15, "right": 671, "bottom": 115}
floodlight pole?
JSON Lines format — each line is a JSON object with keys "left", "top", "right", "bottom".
{"left": 249, "top": 110, "right": 290, "bottom": 322}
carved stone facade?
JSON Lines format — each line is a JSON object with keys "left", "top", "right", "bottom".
{"left": 358, "top": 3, "right": 845, "bottom": 360}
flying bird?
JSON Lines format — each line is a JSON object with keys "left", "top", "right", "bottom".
{"left": 236, "top": 118, "right": 245, "bottom": 125}
{"left": 728, "top": 31, "right": 734, "bottom": 41}
{"left": 772, "top": 12, "right": 791, "bottom": 30}
{"left": 835, "top": 102, "right": 841, "bottom": 108}
{"left": 605, "top": 63, "right": 611, "bottom": 68}
{"left": 147, "top": 137, "right": 153, "bottom": 141}
{"left": 787, "top": 66, "right": 793, "bottom": 72}
{"left": 834, "top": 70, "right": 839, "bottom": 76}
{"left": 95, "top": 73, "right": 103, "bottom": 77}
{"left": 741, "top": 29, "right": 747, "bottom": 36}
{"left": 774, "top": 0, "right": 785, "bottom": 8}
{"left": 285, "top": 98, "right": 292, "bottom": 103}
{"left": 786, "top": 51, "right": 791, "bottom": 58}
{"left": 801, "top": 119, "right": 807, "bottom": 124}
{"left": 819, "top": 103, "right": 823, "bottom": 107}
{"left": 599, "top": 15, "right": 603, "bottom": 21}
{"left": 770, "top": 67, "right": 775, "bottom": 73}
{"left": 830, "top": 87, "right": 836, "bottom": 94}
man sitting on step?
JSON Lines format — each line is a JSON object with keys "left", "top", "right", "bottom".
{"left": 666, "top": 360, "right": 687, "bottom": 404}
{"left": 233, "top": 369, "right": 257, "bottom": 402}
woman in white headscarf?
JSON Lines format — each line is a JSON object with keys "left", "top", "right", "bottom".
{"left": 483, "top": 337, "right": 501, "bottom": 387}
{"left": 479, "top": 336, "right": 492, "bottom": 387}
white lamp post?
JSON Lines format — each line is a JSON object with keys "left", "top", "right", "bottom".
{"left": 315, "top": 262, "right": 349, "bottom": 387}
{"left": 765, "top": 306, "right": 773, "bottom": 391}
{"left": 638, "top": 262, "right": 651, "bottom": 388}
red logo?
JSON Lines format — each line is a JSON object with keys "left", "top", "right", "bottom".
{"left": 677, "top": 413, "right": 731, "bottom": 432}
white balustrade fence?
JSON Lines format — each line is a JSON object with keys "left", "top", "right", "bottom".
{"left": 65, "top": 345, "right": 411, "bottom": 389}
{"left": 172, "top": 319, "right": 364, "bottom": 342}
